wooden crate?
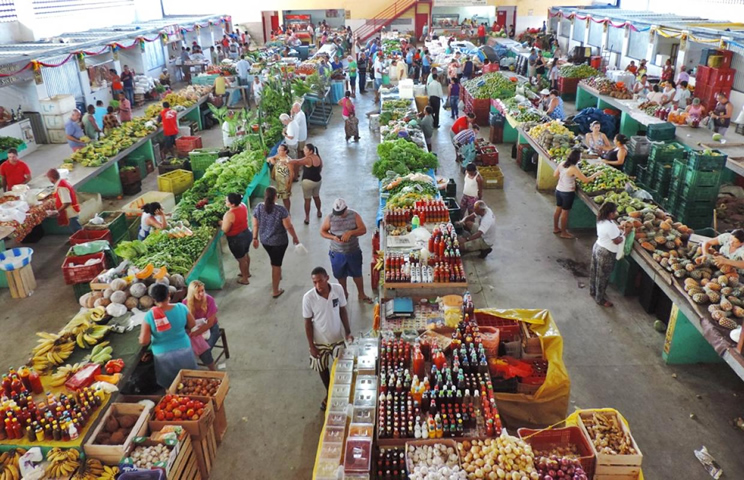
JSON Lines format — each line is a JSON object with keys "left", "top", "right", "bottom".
{"left": 169, "top": 435, "right": 201, "bottom": 480}
{"left": 7, "top": 264, "right": 36, "bottom": 298}
{"left": 84, "top": 403, "right": 151, "bottom": 465}
{"left": 168, "top": 370, "right": 229, "bottom": 410}
{"left": 578, "top": 411, "right": 643, "bottom": 480}
{"left": 213, "top": 403, "right": 227, "bottom": 446}
{"left": 520, "top": 322, "right": 542, "bottom": 355}
{"left": 191, "top": 425, "right": 218, "bottom": 480}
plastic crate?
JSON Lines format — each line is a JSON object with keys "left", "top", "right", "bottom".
{"left": 84, "top": 211, "right": 127, "bottom": 241}
{"left": 683, "top": 167, "right": 722, "bottom": 188}
{"left": 518, "top": 427, "right": 595, "bottom": 478}
{"left": 72, "top": 282, "right": 92, "bottom": 302}
{"left": 475, "top": 311, "right": 520, "bottom": 341}
{"left": 157, "top": 169, "right": 194, "bottom": 196}
{"left": 188, "top": 149, "right": 220, "bottom": 178}
{"left": 69, "top": 229, "right": 112, "bottom": 246}
{"left": 444, "top": 197, "right": 462, "bottom": 223}
{"left": 122, "top": 191, "right": 176, "bottom": 217}
{"left": 480, "top": 165, "right": 504, "bottom": 189}
{"left": 677, "top": 184, "right": 720, "bottom": 203}
{"left": 646, "top": 122, "right": 677, "bottom": 142}
{"left": 707, "top": 67, "right": 735, "bottom": 88}
{"left": 517, "top": 144, "right": 536, "bottom": 172}
{"left": 687, "top": 150, "right": 727, "bottom": 171}
{"left": 175, "top": 135, "right": 202, "bottom": 153}
{"left": 636, "top": 165, "right": 649, "bottom": 186}
{"left": 628, "top": 136, "right": 651, "bottom": 156}
{"left": 61, "top": 252, "right": 107, "bottom": 285}
{"left": 477, "top": 146, "right": 499, "bottom": 166}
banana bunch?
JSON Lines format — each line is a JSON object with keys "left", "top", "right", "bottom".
{"left": 98, "top": 465, "right": 119, "bottom": 480}
{"left": 0, "top": 465, "right": 20, "bottom": 480}
{"left": 75, "top": 325, "right": 111, "bottom": 349}
{"left": 45, "top": 448, "right": 81, "bottom": 478}
{"left": 31, "top": 333, "right": 75, "bottom": 372}
{"left": 61, "top": 312, "right": 94, "bottom": 336}
{"left": 90, "top": 342, "right": 113, "bottom": 365}
{"left": 71, "top": 458, "right": 105, "bottom": 480}
{"left": 0, "top": 449, "right": 25, "bottom": 468}
{"left": 50, "top": 362, "right": 86, "bottom": 387}
{"left": 89, "top": 306, "right": 106, "bottom": 323}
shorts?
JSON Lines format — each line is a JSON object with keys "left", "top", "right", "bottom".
{"left": 460, "top": 194, "right": 477, "bottom": 214}
{"left": 263, "top": 242, "right": 288, "bottom": 267}
{"left": 329, "top": 249, "right": 363, "bottom": 279}
{"left": 528, "top": 65, "right": 536, "bottom": 77}
{"left": 556, "top": 190, "right": 576, "bottom": 210}
{"left": 226, "top": 229, "right": 252, "bottom": 259}
{"left": 164, "top": 134, "right": 177, "bottom": 149}
{"left": 536, "top": 67, "right": 545, "bottom": 75}
{"left": 302, "top": 179, "right": 322, "bottom": 199}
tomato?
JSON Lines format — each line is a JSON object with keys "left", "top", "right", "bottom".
{"left": 165, "top": 411, "right": 174, "bottom": 420}
{"left": 179, "top": 398, "right": 188, "bottom": 406}
{"left": 156, "top": 411, "right": 165, "bottom": 421}
{"left": 165, "top": 404, "right": 174, "bottom": 412}
{"left": 163, "top": 394, "right": 173, "bottom": 403}
{"left": 173, "top": 409, "right": 182, "bottom": 418}
{"left": 186, "top": 401, "right": 195, "bottom": 410}
{"left": 196, "top": 408, "right": 204, "bottom": 416}
{"left": 191, "top": 415, "right": 199, "bottom": 420}
{"left": 186, "top": 408, "right": 195, "bottom": 417}
{"left": 194, "top": 401, "right": 204, "bottom": 409}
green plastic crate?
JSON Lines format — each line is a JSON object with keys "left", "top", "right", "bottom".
{"left": 687, "top": 150, "right": 727, "bottom": 171}
{"left": 683, "top": 168, "right": 722, "bottom": 188}
{"left": 646, "top": 122, "right": 677, "bottom": 142}
{"left": 649, "top": 142, "right": 687, "bottom": 164}
{"left": 189, "top": 149, "right": 220, "bottom": 178}
{"left": 677, "top": 184, "right": 720, "bottom": 203}
{"left": 72, "top": 282, "right": 92, "bottom": 302}
{"left": 84, "top": 211, "right": 127, "bottom": 242}
{"left": 636, "top": 165, "right": 649, "bottom": 185}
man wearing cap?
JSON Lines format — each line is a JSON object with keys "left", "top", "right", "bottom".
{"left": 457, "top": 200, "right": 496, "bottom": 258}
{"left": 320, "top": 199, "right": 373, "bottom": 304}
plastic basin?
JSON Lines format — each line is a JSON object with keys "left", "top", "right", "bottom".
{"left": 0, "top": 247, "right": 33, "bottom": 271}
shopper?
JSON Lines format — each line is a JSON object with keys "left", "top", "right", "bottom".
{"left": 110, "top": 69, "right": 123, "bottom": 99}
{"left": 252, "top": 186, "right": 300, "bottom": 299}
{"left": 103, "top": 106, "right": 120, "bottom": 134}
{"left": 289, "top": 102, "right": 307, "bottom": 161}
{"left": 252, "top": 76, "right": 264, "bottom": 107}
{"left": 357, "top": 52, "right": 367, "bottom": 94}
{"left": 454, "top": 124, "right": 479, "bottom": 147}
{"left": 0, "top": 148, "right": 30, "bottom": 192}
{"left": 82, "top": 104, "right": 102, "bottom": 142}
{"left": 584, "top": 121, "right": 612, "bottom": 154}
{"left": 448, "top": 77, "right": 461, "bottom": 119}
{"left": 535, "top": 51, "right": 547, "bottom": 85}
{"left": 527, "top": 48, "right": 537, "bottom": 84}
{"left": 121, "top": 65, "right": 135, "bottom": 106}
{"left": 280, "top": 113, "right": 299, "bottom": 160}
{"left": 221, "top": 110, "right": 237, "bottom": 148}
{"left": 416, "top": 106, "right": 434, "bottom": 152}
{"left": 553, "top": 150, "right": 600, "bottom": 239}
{"left": 545, "top": 89, "right": 565, "bottom": 120}
{"left": 138, "top": 202, "right": 167, "bottom": 241}
{"left": 46, "top": 168, "right": 81, "bottom": 232}
{"left": 339, "top": 91, "right": 355, "bottom": 120}
{"left": 267, "top": 144, "right": 293, "bottom": 212}
{"left": 447, "top": 59, "right": 459, "bottom": 84}
{"left": 461, "top": 56, "right": 474, "bottom": 80}
{"left": 347, "top": 56, "right": 358, "bottom": 97}
{"left": 214, "top": 71, "right": 230, "bottom": 104}
{"left": 303, "top": 266, "right": 354, "bottom": 410}
{"left": 461, "top": 163, "right": 484, "bottom": 215}
{"left": 157, "top": 101, "right": 179, "bottom": 158}
{"left": 457, "top": 200, "right": 495, "bottom": 258}
{"left": 702, "top": 230, "right": 744, "bottom": 269}
{"left": 451, "top": 112, "right": 475, "bottom": 137}
{"left": 600, "top": 134, "right": 629, "bottom": 170}
{"left": 287, "top": 143, "right": 323, "bottom": 225}
{"left": 590, "top": 202, "right": 632, "bottom": 307}
{"left": 139, "top": 284, "right": 198, "bottom": 389}
{"left": 221, "top": 193, "right": 252, "bottom": 285}
{"left": 422, "top": 51, "right": 432, "bottom": 81}
{"left": 182, "top": 280, "right": 221, "bottom": 370}
{"left": 710, "top": 92, "right": 733, "bottom": 136}
{"left": 94, "top": 100, "right": 106, "bottom": 131}
{"left": 427, "top": 69, "right": 444, "bottom": 128}
{"left": 118, "top": 93, "right": 132, "bottom": 123}
{"left": 65, "top": 109, "right": 87, "bottom": 152}
{"left": 477, "top": 22, "right": 487, "bottom": 45}
{"left": 320, "top": 198, "right": 372, "bottom": 303}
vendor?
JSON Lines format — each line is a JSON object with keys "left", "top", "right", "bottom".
{"left": 646, "top": 84, "right": 665, "bottom": 105}
{"left": 457, "top": 200, "right": 495, "bottom": 259}
{"left": 600, "top": 134, "right": 629, "bottom": 170}
{"left": 633, "top": 74, "right": 651, "bottom": 97}
{"left": 0, "top": 149, "right": 31, "bottom": 192}
{"left": 585, "top": 121, "right": 612, "bottom": 154}
{"left": 46, "top": 169, "right": 81, "bottom": 232}
{"left": 159, "top": 69, "right": 171, "bottom": 87}
{"left": 138, "top": 202, "right": 167, "bottom": 240}
{"left": 685, "top": 98, "right": 706, "bottom": 124}
{"left": 139, "top": 284, "right": 198, "bottom": 389}
{"left": 183, "top": 280, "right": 221, "bottom": 371}
{"left": 702, "top": 230, "right": 744, "bottom": 269}
{"left": 545, "top": 89, "right": 565, "bottom": 120}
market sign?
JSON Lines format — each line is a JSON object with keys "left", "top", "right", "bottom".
{"left": 0, "top": 60, "right": 35, "bottom": 88}
{"left": 433, "top": 0, "right": 488, "bottom": 6}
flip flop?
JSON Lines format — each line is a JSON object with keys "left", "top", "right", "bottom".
{"left": 304, "top": 219, "right": 310, "bottom": 225}
{"left": 559, "top": 233, "right": 575, "bottom": 239}
{"left": 272, "top": 289, "right": 285, "bottom": 299}
{"left": 237, "top": 279, "right": 250, "bottom": 285}
{"left": 238, "top": 273, "right": 252, "bottom": 278}
{"left": 552, "top": 230, "right": 561, "bottom": 234}
{"left": 600, "top": 300, "right": 614, "bottom": 307}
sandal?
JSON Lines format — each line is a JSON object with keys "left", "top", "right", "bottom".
{"left": 272, "top": 289, "right": 285, "bottom": 299}
{"left": 600, "top": 300, "right": 614, "bottom": 307}
{"left": 237, "top": 279, "right": 250, "bottom": 285}
{"left": 552, "top": 230, "right": 561, "bottom": 235}
{"left": 304, "top": 219, "right": 310, "bottom": 225}
{"left": 559, "top": 233, "right": 575, "bottom": 239}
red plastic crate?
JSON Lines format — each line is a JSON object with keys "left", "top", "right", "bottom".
{"left": 175, "top": 136, "right": 203, "bottom": 154}
{"left": 482, "top": 63, "right": 500, "bottom": 73}
{"left": 475, "top": 312, "right": 521, "bottom": 341}
{"left": 707, "top": 67, "right": 736, "bottom": 89}
{"left": 478, "top": 150, "right": 499, "bottom": 166}
{"left": 69, "top": 229, "right": 112, "bottom": 246}
{"left": 558, "top": 76, "right": 580, "bottom": 95}
{"left": 696, "top": 66, "right": 710, "bottom": 85}
{"left": 518, "top": 426, "right": 596, "bottom": 478}
{"left": 521, "top": 358, "right": 549, "bottom": 385}
{"left": 61, "top": 252, "right": 107, "bottom": 285}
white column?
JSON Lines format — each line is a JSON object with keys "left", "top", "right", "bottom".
{"left": 14, "top": 0, "right": 36, "bottom": 42}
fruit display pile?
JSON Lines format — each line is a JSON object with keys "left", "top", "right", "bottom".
{"left": 373, "top": 138, "right": 438, "bottom": 179}
{"left": 94, "top": 412, "right": 140, "bottom": 446}
{"left": 592, "top": 191, "right": 655, "bottom": 215}
{"left": 462, "top": 72, "right": 517, "bottom": 100}
{"left": 458, "top": 437, "right": 538, "bottom": 479}
{"left": 578, "top": 161, "right": 632, "bottom": 194}
{"left": 153, "top": 394, "right": 208, "bottom": 421}
{"left": 559, "top": 64, "right": 599, "bottom": 79}
{"left": 528, "top": 121, "right": 576, "bottom": 160}
{"left": 175, "top": 376, "right": 222, "bottom": 396}
{"left": 580, "top": 76, "right": 614, "bottom": 94}
{"left": 67, "top": 118, "right": 157, "bottom": 167}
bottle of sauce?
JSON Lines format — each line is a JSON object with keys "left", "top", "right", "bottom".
{"left": 19, "top": 368, "right": 31, "bottom": 391}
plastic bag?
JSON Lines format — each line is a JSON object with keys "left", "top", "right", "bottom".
{"left": 294, "top": 243, "right": 308, "bottom": 256}
{"left": 89, "top": 213, "right": 105, "bottom": 225}
{"left": 190, "top": 334, "right": 210, "bottom": 356}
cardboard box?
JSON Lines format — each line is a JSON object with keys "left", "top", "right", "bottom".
{"left": 84, "top": 403, "right": 151, "bottom": 465}
{"left": 168, "top": 370, "right": 230, "bottom": 410}
{"left": 149, "top": 396, "right": 215, "bottom": 437}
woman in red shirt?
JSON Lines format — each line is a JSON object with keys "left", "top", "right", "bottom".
{"left": 220, "top": 192, "right": 252, "bottom": 285}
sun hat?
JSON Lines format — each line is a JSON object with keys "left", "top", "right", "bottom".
{"left": 333, "top": 198, "right": 348, "bottom": 215}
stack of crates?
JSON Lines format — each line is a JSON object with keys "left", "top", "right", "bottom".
{"left": 668, "top": 150, "right": 727, "bottom": 228}
{"left": 517, "top": 144, "right": 536, "bottom": 172}
{"left": 647, "top": 142, "right": 686, "bottom": 201}
{"left": 626, "top": 136, "right": 651, "bottom": 177}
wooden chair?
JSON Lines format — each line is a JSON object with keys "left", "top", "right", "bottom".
{"left": 197, "top": 327, "right": 230, "bottom": 367}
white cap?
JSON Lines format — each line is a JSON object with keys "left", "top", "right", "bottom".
{"left": 332, "top": 198, "right": 348, "bottom": 215}
{"left": 540, "top": 89, "right": 550, "bottom": 95}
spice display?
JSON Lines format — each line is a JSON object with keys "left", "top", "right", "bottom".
{"left": 581, "top": 412, "right": 638, "bottom": 455}
{"left": 534, "top": 456, "right": 588, "bottom": 479}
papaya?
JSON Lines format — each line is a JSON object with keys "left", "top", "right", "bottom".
{"left": 641, "top": 242, "right": 654, "bottom": 252}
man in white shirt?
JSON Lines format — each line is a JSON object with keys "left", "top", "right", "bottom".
{"left": 426, "top": 67, "right": 444, "bottom": 128}
{"left": 303, "top": 266, "right": 353, "bottom": 409}
{"left": 373, "top": 52, "right": 385, "bottom": 99}
{"left": 280, "top": 113, "right": 299, "bottom": 159}
{"left": 221, "top": 110, "right": 236, "bottom": 148}
{"left": 291, "top": 101, "right": 307, "bottom": 158}
{"left": 458, "top": 200, "right": 496, "bottom": 258}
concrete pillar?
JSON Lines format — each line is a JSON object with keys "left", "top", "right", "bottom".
{"left": 647, "top": 27, "right": 658, "bottom": 64}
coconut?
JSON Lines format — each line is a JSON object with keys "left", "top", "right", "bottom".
{"left": 110, "top": 290, "right": 128, "bottom": 304}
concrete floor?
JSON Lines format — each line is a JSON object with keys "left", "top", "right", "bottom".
{"left": 2, "top": 90, "right": 744, "bottom": 479}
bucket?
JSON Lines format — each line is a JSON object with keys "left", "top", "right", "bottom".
{"left": 251, "top": 124, "right": 260, "bottom": 133}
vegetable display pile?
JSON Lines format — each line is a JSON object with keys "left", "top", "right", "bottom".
{"left": 580, "top": 76, "right": 614, "bottom": 94}
{"left": 462, "top": 72, "right": 517, "bottom": 100}
{"left": 115, "top": 227, "right": 213, "bottom": 275}
{"left": 528, "top": 122, "right": 576, "bottom": 161}
{"left": 559, "top": 64, "right": 599, "bottom": 79}
{"left": 592, "top": 191, "right": 655, "bottom": 214}
{"left": 578, "top": 161, "right": 632, "bottom": 194}
{"left": 373, "top": 138, "right": 438, "bottom": 179}
{"left": 382, "top": 99, "right": 413, "bottom": 110}
{"left": 0, "top": 136, "right": 23, "bottom": 151}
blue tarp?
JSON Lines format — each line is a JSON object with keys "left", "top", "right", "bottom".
{"left": 572, "top": 107, "right": 618, "bottom": 138}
